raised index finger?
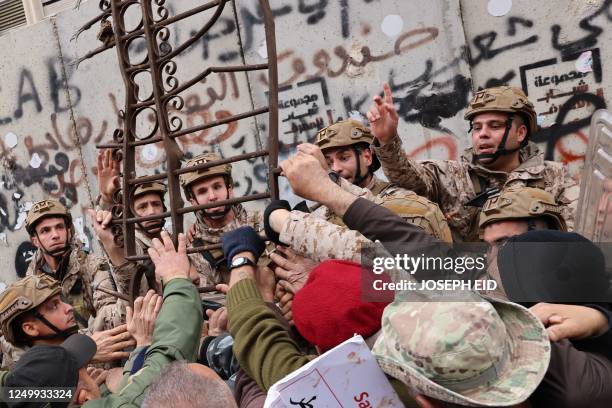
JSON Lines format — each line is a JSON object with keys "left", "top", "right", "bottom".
{"left": 383, "top": 82, "right": 393, "bottom": 105}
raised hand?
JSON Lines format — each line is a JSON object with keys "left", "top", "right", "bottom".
{"left": 366, "top": 82, "right": 399, "bottom": 145}
{"left": 97, "top": 149, "right": 121, "bottom": 204}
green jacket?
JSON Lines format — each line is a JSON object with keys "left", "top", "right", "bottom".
{"left": 227, "top": 279, "right": 416, "bottom": 407}
{"left": 85, "top": 277, "right": 202, "bottom": 407}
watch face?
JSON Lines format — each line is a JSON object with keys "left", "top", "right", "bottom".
{"left": 231, "top": 257, "right": 254, "bottom": 269}
{"left": 232, "top": 257, "right": 247, "bottom": 267}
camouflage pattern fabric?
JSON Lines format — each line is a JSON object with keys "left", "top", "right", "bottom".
{"left": 314, "top": 176, "right": 452, "bottom": 242}
{"left": 25, "top": 243, "right": 123, "bottom": 333}
{"left": 280, "top": 210, "right": 367, "bottom": 263}
{"left": 373, "top": 138, "right": 579, "bottom": 242}
{"left": 189, "top": 204, "right": 263, "bottom": 286}
{"left": 372, "top": 291, "right": 550, "bottom": 407}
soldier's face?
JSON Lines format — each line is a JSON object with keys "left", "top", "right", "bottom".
{"left": 483, "top": 220, "right": 529, "bottom": 262}
{"left": 134, "top": 193, "right": 165, "bottom": 232}
{"left": 189, "top": 176, "right": 233, "bottom": 216}
{"left": 471, "top": 112, "right": 527, "bottom": 166}
{"left": 32, "top": 217, "right": 69, "bottom": 253}
{"left": 22, "top": 294, "right": 76, "bottom": 338}
{"left": 323, "top": 146, "right": 372, "bottom": 185}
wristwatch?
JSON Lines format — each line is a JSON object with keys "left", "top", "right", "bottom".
{"left": 229, "top": 256, "right": 257, "bottom": 270}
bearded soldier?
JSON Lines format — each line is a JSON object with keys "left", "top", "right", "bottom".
{"left": 367, "top": 84, "right": 579, "bottom": 241}
{"left": 302, "top": 119, "right": 451, "bottom": 242}
{"left": 180, "top": 152, "right": 263, "bottom": 286}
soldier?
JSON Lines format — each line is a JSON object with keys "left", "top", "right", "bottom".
{"left": 0, "top": 274, "right": 134, "bottom": 370}
{"left": 179, "top": 152, "right": 262, "bottom": 286}
{"left": 479, "top": 185, "right": 567, "bottom": 253}
{"left": 23, "top": 199, "right": 123, "bottom": 333}
{"left": 97, "top": 149, "right": 168, "bottom": 258}
{"left": 1, "top": 232, "right": 204, "bottom": 407}
{"left": 96, "top": 150, "right": 201, "bottom": 299}
{"left": 303, "top": 119, "right": 451, "bottom": 242}
{"left": 367, "top": 83, "right": 579, "bottom": 242}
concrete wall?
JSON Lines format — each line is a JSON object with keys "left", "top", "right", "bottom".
{"left": 0, "top": 0, "right": 609, "bottom": 286}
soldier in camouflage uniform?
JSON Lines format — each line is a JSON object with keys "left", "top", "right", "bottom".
{"left": 180, "top": 152, "right": 263, "bottom": 286}
{"left": 96, "top": 151, "right": 202, "bottom": 298}
{"left": 0, "top": 274, "right": 134, "bottom": 370}
{"left": 373, "top": 290, "right": 550, "bottom": 407}
{"left": 367, "top": 84, "right": 579, "bottom": 242}
{"left": 306, "top": 119, "right": 451, "bottom": 242}
{"left": 0, "top": 274, "right": 79, "bottom": 369}
{"left": 23, "top": 200, "right": 123, "bottom": 333}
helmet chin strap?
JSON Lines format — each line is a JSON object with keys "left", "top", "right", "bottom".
{"left": 196, "top": 189, "right": 232, "bottom": 224}
{"left": 472, "top": 113, "right": 522, "bottom": 165}
{"left": 136, "top": 218, "right": 166, "bottom": 237}
{"left": 30, "top": 311, "right": 79, "bottom": 341}
{"left": 36, "top": 230, "right": 72, "bottom": 259}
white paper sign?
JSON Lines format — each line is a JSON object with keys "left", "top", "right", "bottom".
{"left": 264, "top": 336, "right": 403, "bottom": 408}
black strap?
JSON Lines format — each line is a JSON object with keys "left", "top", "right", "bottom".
{"left": 472, "top": 113, "right": 521, "bottom": 164}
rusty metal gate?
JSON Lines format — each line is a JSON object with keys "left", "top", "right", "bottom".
{"left": 74, "top": 0, "right": 279, "bottom": 270}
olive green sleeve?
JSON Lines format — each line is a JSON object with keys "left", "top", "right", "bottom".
{"left": 85, "top": 278, "right": 202, "bottom": 407}
{"left": 228, "top": 278, "right": 315, "bottom": 391}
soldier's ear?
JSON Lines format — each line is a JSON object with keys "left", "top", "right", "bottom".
{"left": 31, "top": 235, "right": 41, "bottom": 249}
{"left": 227, "top": 185, "right": 234, "bottom": 199}
{"left": 21, "top": 320, "right": 40, "bottom": 338}
{"left": 516, "top": 123, "right": 528, "bottom": 144}
{"left": 361, "top": 147, "right": 373, "bottom": 167}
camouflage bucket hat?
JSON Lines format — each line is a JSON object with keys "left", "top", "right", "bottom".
{"left": 0, "top": 275, "right": 62, "bottom": 344}
{"left": 372, "top": 291, "right": 550, "bottom": 407}
{"left": 464, "top": 86, "right": 537, "bottom": 137}
{"left": 479, "top": 185, "right": 568, "bottom": 233}
{"left": 179, "top": 153, "right": 233, "bottom": 195}
{"left": 25, "top": 199, "right": 73, "bottom": 236}
{"left": 315, "top": 119, "right": 380, "bottom": 172}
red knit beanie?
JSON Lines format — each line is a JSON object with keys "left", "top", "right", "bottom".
{"left": 292, "top": 260, "right": 390, "bottom": 353}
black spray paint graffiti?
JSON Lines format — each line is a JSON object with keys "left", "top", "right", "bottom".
{"left": 0, "top": 60, "right": 82, "bottom": 124}
{"left": 552, "top": 0, "right": 612, "bottom": 58}
{"left": 533, "top": 93, "right": 607, "bottom": 161}
{"left": 388, "top": 52, "right": 471, "bottom": 131}
{"left": 469, "top": 17, "right": 538, "bottom": 66}
{"left": 14, "top": 241, "right": 37, "bottom": 278}
{"left": 239, "top": 0, "right": 378, "bottom": 51}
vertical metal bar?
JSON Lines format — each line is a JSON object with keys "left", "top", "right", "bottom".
{"left": 110, "top": 0, "right": 136, "bottom": 257}
{"left": 139, "top": 0, "right": 184, "bottom": 243}
{"left": 260, "top": 0, "right": 279, "bottom": 200}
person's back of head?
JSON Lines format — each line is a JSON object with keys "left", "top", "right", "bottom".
{"left": 142, "top": 361, "right": 237, "bottom": 408}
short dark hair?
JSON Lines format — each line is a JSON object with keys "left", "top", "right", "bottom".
{"left": 10, "top": 309, "right": 37, "bottom": 347}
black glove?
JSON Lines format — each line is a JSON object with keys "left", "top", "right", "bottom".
{"left": 222, "top": 226, "right": 265, "bottom": 263}
{"left": 263, "top": 200, "right": 291, "bottom": 245}
{"left": 292, "top": 200, "right": 311, "bottom": 213}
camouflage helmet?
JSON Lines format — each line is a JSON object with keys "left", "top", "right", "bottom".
{"left": 372, "top": 290, "right": 550, "bottom": 407}
{"left": 0, "top": 275, "right": 62, "bottom": 344}
{"left": 315, "top": 119, "right": 380, "bottom": 172}
{"left": 464, "top": 86, "right": 538, "bottom": 137}
{"left": 25, "top": 200, "right": 73, "bottom": 236}
{"left": 479, "top": 185, "right": 567, "bottom": 232}
{"left": 179, "top": 153, "right": 233, "bottom": 198}
{"left": 134, "top": 181, "right": 167, "bottom": 199}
